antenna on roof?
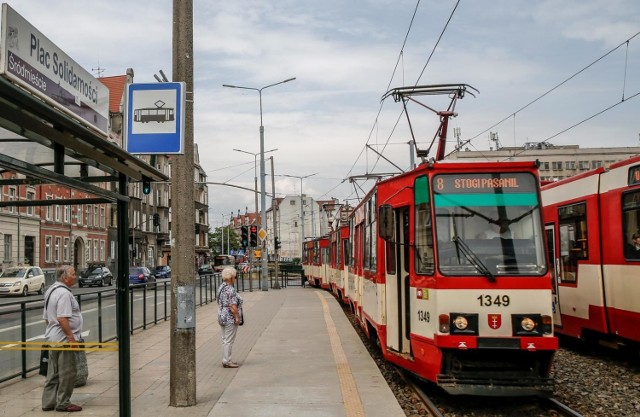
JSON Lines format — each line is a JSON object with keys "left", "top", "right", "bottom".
{"left": 92, "top": 66, "right": 105, "bottom": 78}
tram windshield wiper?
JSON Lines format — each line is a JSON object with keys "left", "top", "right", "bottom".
{"left": 452, "top": 235, "right": 496, "bottom": 282}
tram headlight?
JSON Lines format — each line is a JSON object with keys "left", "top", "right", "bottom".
{"left": 449, "top": 313, "right": 479, "bottom": 335}
{"left": 453, "top": 315, "right": 468, "bottom": 330}
{"left": 520, "top": 317, "right": 537, "bottom": 332}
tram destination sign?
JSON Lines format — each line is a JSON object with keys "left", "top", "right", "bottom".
{"left": 628, "top": 165, "right": 640, "bottom": 186}
{"left": 124, "top": 82, "right": 185, "bottom": 155}
{"left": 0, "top": 4, "right": 109, "bottom": 134}
{"left": 433, "top": 173, "right": 536, "bottom": 194}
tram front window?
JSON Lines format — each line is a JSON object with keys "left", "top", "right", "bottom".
{"left": 432, "top": 172, "right": 547, "bottom": 277}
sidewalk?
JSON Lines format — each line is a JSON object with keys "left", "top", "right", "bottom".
{"left": 0, "top": 287, "right": 404, "bottom": 417}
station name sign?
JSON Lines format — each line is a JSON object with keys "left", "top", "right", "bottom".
{"left": 0, "top": 4, "right": 109, "bottom": 134}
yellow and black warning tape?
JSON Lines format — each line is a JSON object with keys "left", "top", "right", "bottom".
{"left": 0, "top": 341, "right": 119, "bottom": 352}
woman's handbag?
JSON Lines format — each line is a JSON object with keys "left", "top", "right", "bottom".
{"left": 39, "top": 346, "right": 50, "bottom": 376}
{"left": 238, "top": 306, "right": 244, "bottom": 326}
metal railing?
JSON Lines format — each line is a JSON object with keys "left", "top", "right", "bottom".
{"left": 0, "top": 269, "right": 304, "bottom": 384}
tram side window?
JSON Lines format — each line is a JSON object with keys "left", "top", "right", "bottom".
{"left": 363, "top": 197, "right": 377, "bottom": 271}
{"left": 622, "top": 191, "right": 640, "bottom": 260}
{"left": 322, "top": 247, "right": 329, "bottom": 266}
{"left": 558, "top": 202, "right": 588, "bottom": 282}
{"left": 415, "top": 202, "right": 434, "bottom": 274}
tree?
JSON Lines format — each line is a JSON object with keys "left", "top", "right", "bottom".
{"left": 208, "top": 225, "right": 241, "bottom": 256}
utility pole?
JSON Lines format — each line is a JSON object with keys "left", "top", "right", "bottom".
{"left": 270, "top": 156, "right": 280, "bottom": 289}
{"left": 170, "top": 0, "right": 196, "bottom": 407}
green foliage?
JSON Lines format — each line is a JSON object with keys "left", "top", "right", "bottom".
{"left": 208, "top": 226, "right": 241, "bottom": 256}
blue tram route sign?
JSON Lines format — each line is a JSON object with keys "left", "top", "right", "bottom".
{"left": 124, "top": 82, "right": 185, "bottom": 155}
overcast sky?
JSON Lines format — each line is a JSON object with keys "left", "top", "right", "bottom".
{"left": 4, "top": 0, "right": 640, "bottom": 227}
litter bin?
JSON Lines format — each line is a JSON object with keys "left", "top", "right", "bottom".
{"left": 43, "top": 269, "right": 57, "bottom": 288}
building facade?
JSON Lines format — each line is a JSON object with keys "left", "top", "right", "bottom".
{"left": 448, "top": 143, "right": 640, "bottom": 182}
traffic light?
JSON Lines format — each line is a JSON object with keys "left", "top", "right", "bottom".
{"left": 142, "top": 177, "right": 151, "bottom": 195}
{"left": 249, "top": 225, "right": 258, "bottom": 247}
{"left": 274, "top": 236, "right": 281, "bottom": 250}
{"left": 241, "top": 226, "right": 248, "bottom": 249}
{"left": 153, "top": 213, "right": 160, "bottom": 227}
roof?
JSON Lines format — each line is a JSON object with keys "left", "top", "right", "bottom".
{"left": 99, "top": 75, "right": 128, "bottom": 113}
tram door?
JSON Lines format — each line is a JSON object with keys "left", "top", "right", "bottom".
{"left": 546, "top": 224, "right": 563, "bottom": 326}
{"left": 385, "top": 207, "right": 411, "bottom": 354}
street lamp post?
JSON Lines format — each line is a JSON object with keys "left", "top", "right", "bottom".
{"left": 233, "top": 147, "right": 278, "bottom": 230}
{"left": 278, "top": 173, "right": 317, "bottom": 262}
{"left": 224, "top": 77, "right": 296, "bottom": 291}
{"left": 229, "top": 211, "right": 233, "bottom": 254}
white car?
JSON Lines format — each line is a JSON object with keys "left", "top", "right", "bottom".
{"left": 0, "top": 266, "right": 46, "bottom": 297}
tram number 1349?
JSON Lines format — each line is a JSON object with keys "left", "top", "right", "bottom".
{"left": 418, "top": 310, "right": 430, "bottom": 322}
{"left": 477, "top": 294, "right": 510, "bottom": 307}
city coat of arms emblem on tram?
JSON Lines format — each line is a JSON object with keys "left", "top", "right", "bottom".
{"left": 488, "top": 314, "right": 502, "bottom": 329}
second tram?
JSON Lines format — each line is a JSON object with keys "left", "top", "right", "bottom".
{"left": 541, "top": 155, "right": 640, "bottom": 348}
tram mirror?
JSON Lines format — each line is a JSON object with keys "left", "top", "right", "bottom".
{"left": 379, "top": 204, "right": 394, "bottom": 241}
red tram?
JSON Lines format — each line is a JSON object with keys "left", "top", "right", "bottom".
{"left": 541, "top": 156, "right": 640, "bottom": 348}
{"left": 304, "top": 160, "right": 557, "bottom": 396}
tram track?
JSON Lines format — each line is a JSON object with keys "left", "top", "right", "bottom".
{"left": 402, "top": 368, "right": 585, "bottom": 417}
{"left": 339, "top": 297, "right": 599, "bottom": 417}
{"left": 539, "top": 398, "right": 585, "bottom": 417}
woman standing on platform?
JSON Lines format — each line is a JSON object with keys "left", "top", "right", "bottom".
{"left": 217, "top": 267, "right": 243, "bottom": 368}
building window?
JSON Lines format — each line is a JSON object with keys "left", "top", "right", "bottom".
{"left": 64, "top": 205, "right": 70, "bottom": 223}
{"left": 86, "top": 205, "right": 92, "bottom": 226}
{"left": 8, "top": 187, "right": 15, "bottom": 213}
{"left": 77, "top": 204, "right": 83, "bottom": 225}
{"left": 540, "top": 161, "right": 550, "bottom": 171}
{"left": 64, "top": 237, "right": 70, "bottom": 261}
{"left": 579, "top": 161, "right": 590, "bottom": 170}
{"left": 290, "top": 200, "right": 296, "bottom": 206}
{"left": 4, "top": 235, "right": 12, "bottom": 261}
{"left": 26, "top": 191, "right": 35, "bottom": 216}
{"left": 592, "top": 160, "right": 603, "bottom": 169}
{"left": 45, "top": 236, "right": 52, "bottom": 262}
{"left": 100, "top": 206, "right": 106, "bottom": 228}
{"left": 86, "top": 239, "right": 91, "bottom": 261}
{"left": 55, "top": 237, "right": 61, "bottom": 262}
{"left": 565, "top": 161, "right": 576, "bottom": 170}
{"left": 552, "top": 161, "right": 563, "bottom": 170}
{"left": 94, "top": 240, "right": 98, "bottom": 261}
{"left": 100, "top": 240, "right": 105, "bottom": 262}
{"left": 55, "top": 205, "right": 61, "bottom": 222}
{"left": 94, "top": 206, "right": 99, "bottom": 227}
{"left": 46, "top": 196, "right": 52, "bottom": 220}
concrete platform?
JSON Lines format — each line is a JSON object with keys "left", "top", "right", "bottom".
{"left": 0, "top": 287, "right": 404, "bottom": 416}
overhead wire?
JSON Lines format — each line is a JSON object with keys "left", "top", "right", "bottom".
{"left": 334, "top": 0, "right": 422, "bottom": 187}
{"left": 320, "top": 0, "right": 462, "bottom": 203}
{"left": 451, "top": 31, "right": 640, "bottom": 158}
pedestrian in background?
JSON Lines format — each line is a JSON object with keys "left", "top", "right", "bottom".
{"left": 42, "top": 265, "right": 83, "bottom": 412}
{"left": 217, "top": 267, "right": 243, "bottom": 368}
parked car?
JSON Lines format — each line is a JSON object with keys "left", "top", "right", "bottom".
{"left": 197, "top": 264, "right": 213, "bottom": 276}
{"left": 0, "top": 266, "right": 46, "bottom": 296}
{"left": 153, "top": 265, "right": 171, "bottom": 279}
{"left": 78, "top": 265, "right": 113, "bottom": 287}
{"left": 128, "top": 267, "right": 156, "bottom": 287}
